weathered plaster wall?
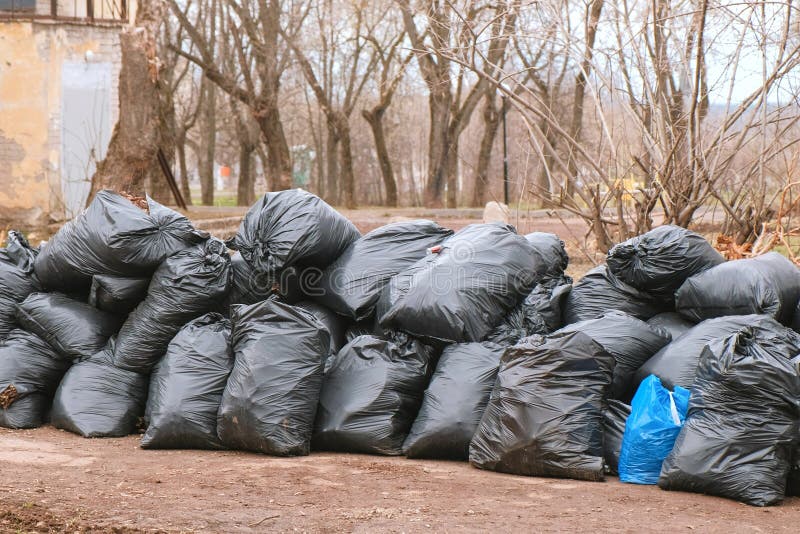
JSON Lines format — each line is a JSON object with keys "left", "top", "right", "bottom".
{"left": 0, "top": 21, "right": 120, "bottom": 226}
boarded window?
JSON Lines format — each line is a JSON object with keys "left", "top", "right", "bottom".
{"left": 0, "top": 0, "right": 36, "bottom": 12}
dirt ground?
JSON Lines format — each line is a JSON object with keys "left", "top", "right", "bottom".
{"left": 1, "top": 427, "right": 798, "bottom": 533}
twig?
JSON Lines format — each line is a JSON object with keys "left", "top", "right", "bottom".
{"left": 549, "top": 209, "right": 597, "bottom": 266}
{"left": 248, "top": 514, "right": 280, "bottom": 527}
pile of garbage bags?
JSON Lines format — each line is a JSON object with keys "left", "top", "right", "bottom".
{"left": 3, "top": 190, "right": 800, "bottom": 508}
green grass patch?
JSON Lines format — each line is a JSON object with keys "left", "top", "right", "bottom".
{"left": 190, "top": 190, "right": 239, "bottom": 207}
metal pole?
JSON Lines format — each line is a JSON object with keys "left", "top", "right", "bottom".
{"left": 502, "top": 95, "right": 509, "bottom": 206}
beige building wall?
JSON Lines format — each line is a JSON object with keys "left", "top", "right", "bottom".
{"left": 0, "top": 20, "right": 122, "bottom": 227}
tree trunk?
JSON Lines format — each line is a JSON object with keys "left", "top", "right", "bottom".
{"left": 591, "top": 190, "right": 613, "bottom": 252}
{"left": 362, "top": 107, "right": 398, "bottom": 207}
{"left": 533, "top": 120, "right": 558, "bottom": 207}
{"left": 230, "top": 96, "right": 260, "bottom": 206}
{"left": 176, "top": 130, "right": 192, "bottom": 205}
{"left": 337, "top": 116, "right": 357, "bottom": 209}
{"left": 471, "top": 94, "right": 501, "bottom": 207}
{"left": 445, "top": 136, "right": 458, "bottom": 208}
{"left": 325, "top": 123, "right": 340, "bottom": 205}
{"left": 199, "top": 78, "right": 216, "bottom": 205}
{"left": 255, "top": 147, "right": 271, "bottom": 191}
{"left": 313, "top": 113, "right": 325, "bottom": 197}
{"left": 259, "top": 107, "right": 293, "bottom": 191}
{"left": 425, "top": 92, "right": 452, "bottom": 207}
{"left": 147, "top": 79, "right": 176, "bottom": 203}
{"left": 237, "top": 142, "right": 255, "bottom": 206}
{"left": 565, "top": 0, "right": 605, "bottom": 197}
{"left": 260, "top": 0, "right": 292, "bottom": 191}
{"left": 87, "top": 0, "right": 165, "bottom": 203}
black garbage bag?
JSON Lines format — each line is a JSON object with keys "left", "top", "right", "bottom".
{"left": 226, "top": 189, "right": 361, "bottom": 274}
{"left": 486, "top": 275, "right": 572, "bottom": 346}
{"left": 141, "top": 314, "right": 233, "bottom": 450}
{"left": 603, "top": 400, "right": 631, "bottom": 476}
{"left": 787, "top": 449, "right": 800, "bottom": 497}
{"left": 469, "top": 331, "right": 615, "bottom": 481}
{"left": 379, "top": 223, "right": 541, "bottom": 343}
{"left": 0, "top": 231, "right": 40, "bottom": 341}
{"left": 557, "top": 311, "right": 671, "bottom": 402}
{"left": 607, "top": 225, "right": 724, "bottom": 298}
{"left": 226, "top": 252, "right": 270, "bottom": 305}
{"left": 313, "top": 333, "right": 436, "bottom": 455}
{"left": 314, "top": 220, "right": 453, "bottom": 321}
{"left": 563, "top": 265, "right": 664, "bottom": 325}
{"left": 295, "top": 301, "right": 348, "bottom": 354}
{"left": 791, "top": 301, "right": 800, "bottom": 334}
{"left": 113, "top": 238, "right": 231, "bottom": 373}
{"left": 525, "top": 232, "right": 569, "bottom": 279}
{"left": 225, "top": 252, "right": 303, "bottom": 309}
{"left": 89, "top": 275, "right": 149, "bottom": 315}
{"left": 34, "top": 191, "right": 207, "bottom": 291}
{"left": 403, "top": 342, "right": 504, "bottom": 460}
{"left": 647, "top": 312, "right": 694, "bottom": 341}
{"left": 344, "top": 321, "right": 379, "bottom": 343}
{"left": 0, "top": 230, "right": 38, "bottom": 269}
{"left": 0, "top": 329, "right": 70, "bottom": 429}
{"left": 16, "top": 293, "right": 124, "bottom": 361}
{"left": 526, "top": 276, "right": 572, "bottom": 330}
{"left": 217, "top": 300, "right": 331, "bottom": 456}
{"left": 50, "top": 341, "right": 148, "bottom": 438}
{"left": 634, "top": 314, "right": 789, "bottom": 391}
{"left": 658, "top": 330, "right": 800, "bottom": 506}
{"left": 676, "top": 252, "right": 800, "bottom": 325}
{"left": 484, "top": 307, "right": 525, "bottom": 346}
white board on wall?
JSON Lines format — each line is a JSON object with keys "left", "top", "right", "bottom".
{"left": 60, "top": 60, "right": 112, "bottom": 218}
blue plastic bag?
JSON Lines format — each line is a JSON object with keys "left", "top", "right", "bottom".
{"left": 618, "top": 374, "right": 690, "bottom": 484}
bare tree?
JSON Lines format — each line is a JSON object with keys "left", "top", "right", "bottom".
{"left": 198, "top": 80, "right": 217, "bottom": 205}
{"left": 517, "top": 0, "right": 800, "bottom": 250}
{"left": 159, "top": 12, "right": 205, "bottom": 205}
{"left": 468, "top": 3, "right": 530, "bottom": 207}
{"left": 173, "top": 71, "right": 203, "bottom": 205}
{"left": 397, "top": 0, "right": 518, "bottom": 207}
{"left": 510, "top": 9, "right": 569, "bottom": 206}
{"left": 283, "top": 0, "right": 381, "bottom": 208}
{"left": 471, "top": 93, "right": 503, "bottom": 207}
{"left": 88, "top": 0, "right": 167, "bottom": 201}
{"left": 169, "top": 0, "right": 304, "bottom": 191}
{"left": 563, "top": 0, "right": 603, "bottom": 198}
{"left": 230, "top": 97, "right": 261, "bottom": 206}
{"left": 148, "top": 21, "right": 178, "bottom": 204}
{"left": 361, "top": 19, "right": 411, "bottom": 207}
{"left": 111, "top": 0, "right": 800, "bottom": 256}
{"left": 597, "top": 0, "right": 800, "bottom": 244}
